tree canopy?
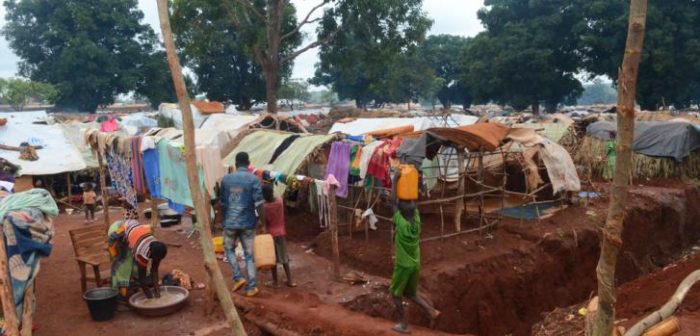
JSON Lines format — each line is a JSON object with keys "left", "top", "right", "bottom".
{"left": 419, "top": 35, "right": 472, "bottom": 109}
{"left": 312, "top": 0, "right": 432, "bottom": 108}
{"left": 3, "top": 0, "right": 169, "bottom": 112}
{"left": 171, "top": 0, "right": 298, "bottom": 110}
{"left": 0, "top": 77, "right": 57, "bottom": 111}
{"left": 578, "top": 0, "right": 700, "bottom": 110}
{"left": 457, "top": 0, "right": 585, "bottom": 113}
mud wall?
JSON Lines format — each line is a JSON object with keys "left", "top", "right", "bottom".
{"left": 340, "top": 186, "right": 700, "bottom": 336}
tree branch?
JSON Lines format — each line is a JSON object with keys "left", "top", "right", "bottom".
{"left": 281, "top": 1, "right": 326, "bottom": 41}
{"left": 280, "top": 28, "right": 339, "bottom": 64}
{"left": 232, "top": 0, "right": 266, "bottom": 21}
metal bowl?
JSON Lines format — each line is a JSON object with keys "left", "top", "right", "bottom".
{"left": 128, "top": 286, "right": 189, "bottom": 317}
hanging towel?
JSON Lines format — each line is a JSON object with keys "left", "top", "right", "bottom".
{"left": 359, "top": 141, "right": 383, "bottom": 179}
{"left": 142, "top": 148, "right": 161, "bottom": 198}
{"left": 131, "top": 136, "right": 146, "bottom": 195}
{"left": 324, "top": 142, "right": 352, "bottom": 198}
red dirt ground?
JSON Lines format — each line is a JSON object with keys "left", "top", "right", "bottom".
{"left": 308, "top": 183, "right": 700, "bottom": 336}
{"left": 34, "top": 207, "right": 461, "bottom": 336}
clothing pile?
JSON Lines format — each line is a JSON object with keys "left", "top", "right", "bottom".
{"left": 0, "top": 189, "right": 57, "bottom": 324}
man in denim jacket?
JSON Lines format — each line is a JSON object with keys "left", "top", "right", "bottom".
{"left": 219, "top": 152, "right": 264, "bottom": 297}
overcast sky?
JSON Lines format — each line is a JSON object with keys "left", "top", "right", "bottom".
{"left": 0, "top": 0, "right": 484, "bottom": 80}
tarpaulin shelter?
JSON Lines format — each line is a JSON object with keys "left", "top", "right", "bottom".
{"left": 0, "top": 122, "right": 86, "bottom": 175}
{"left": 633, "top": 122, "right": 700, "bottom": 162}
{"left": 328, "top": 115, "right": 479, "bottom": 136}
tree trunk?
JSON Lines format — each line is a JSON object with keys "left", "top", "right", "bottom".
{"left": 590, "top": 1, "right": 647, "bottom": 335}
{"left": 155, "top": 2, "right": 247, "bottom": 335}
{"left": 264, "top": 65, "right": 279, "bottom": 114}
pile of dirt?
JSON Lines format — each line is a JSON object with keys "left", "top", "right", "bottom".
{"left": 313, "top": 184, "right": 700, "bottom": 336}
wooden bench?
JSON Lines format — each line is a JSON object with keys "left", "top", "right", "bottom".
{"left": 69, "top": 225, "right": 111, "bottom": 293}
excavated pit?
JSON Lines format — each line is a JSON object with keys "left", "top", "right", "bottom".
{"left": 306, "top": 185, "right": 700, "bottom": 336}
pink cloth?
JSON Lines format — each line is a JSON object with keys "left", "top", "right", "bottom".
{"left": 263, "top": 198, "right": 286, "bottom": 237}
{"left": 100, "top": 119, "right": 119, "bottom": 132}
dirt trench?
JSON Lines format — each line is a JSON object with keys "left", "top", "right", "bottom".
{"left": 316, "top": 185, "right": 700, "bottom": 336}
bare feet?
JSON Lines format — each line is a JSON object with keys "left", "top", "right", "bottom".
{"left": 286, "top": 281, "right": 297, "bottom": 288}
{"left": 265, "top": 281, "right": 281, "bottom": 289}
{"left": 429, "top": 309, "right": 441, "bottom": 329}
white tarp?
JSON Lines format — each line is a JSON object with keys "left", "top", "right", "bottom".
{"left": 0, "top": 111, "right": 48, "bottom": 125}
{"left": 159, "top": 103, "right": 246, "bottom": 130}
{"left": 120, "top": 113, "right": 158, "bottom": 129}
{"left": 158, "top": 103, "right": 206, "bottom": 129}
{"left": 0, "top": 123, "right": 86, "bottom": 175}
{"left": 328, "top": 115, "right": 479, "bottom": 135}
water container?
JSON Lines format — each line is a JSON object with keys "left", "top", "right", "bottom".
{"left": 83, "top": 287, "right": 118, "bottom": 321}
{"left": 253, "top": 234, "right": 276, "bottom": 269}
{"left": 212, "top": 236, "right": 224, "bottom": 253}
{"left": 396, "top": 164, "right": 419, "bottom": 200}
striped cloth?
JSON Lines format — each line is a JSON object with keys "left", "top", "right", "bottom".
{"left": 124, "top": 220, "right": 154, "bottom": 267}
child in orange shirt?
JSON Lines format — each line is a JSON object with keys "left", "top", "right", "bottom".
{"left": 83, "top": 184, "right": 97, "bottom": 223}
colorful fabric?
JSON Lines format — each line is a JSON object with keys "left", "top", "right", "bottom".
{"left": 325, "top": 142, "right": 352, "bottom": 198}
{"left": 106, "top": 151, "right": 137, "bottom": 208}
{"left": 131, "top": 137, "right": 146, "bottom": 195}
{"left": 604, "top": 140, "right": 617, "bottom": 180}
{"left": 359, "top": 141, "right": 382, "bottom": 179}
{"left": 0, "top": 188, "right": 57, "bottom": 320}
{"left": 142, "top": 148, "right": 161, "bottom": 197}
{"left": 390, "top": 265, "right": 420, "bottom": 297}
{"left": 157, "top": 139, "right": 205, "bottom": 208}
{"left": 263, "top": 198, "right": 286, "bottom": 237}
{"left": 220, "top": 167, "right": 264, "bottom": 230}
{"left": 393, "top": 210, "right": 420, "bottom": 268}
{"left": 108, "top": 220, "right": 138, "bottom": 304}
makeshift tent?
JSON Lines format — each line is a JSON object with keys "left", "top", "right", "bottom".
{"left": 223, "top": 130, "right": 335, "bottom": 194}
{"left": 159, "top": 102, "right": 239, "bottom": 129}
{"left": 328, "top": 115, "right": 478, "bottom": 136}
{"left": 632, "top": 122, "right": 700, "bottom": 162}
{"left": 192, "top": 101, "right": 225, "bottom": 114}
{"left": 578, "top": 121, "right": 700, "bottom": 179}
{"left": 513, "top": 123, "right": 571, "bottom": 143}
{"left": 0, "top": 123, "right": 86, "bottom": 175}
{"left": 119, "top": 113, "right": 158, "bottom": 129}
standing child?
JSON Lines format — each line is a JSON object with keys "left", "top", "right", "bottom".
{"left": 83, "top": 184, "right": 97, "bottom": 223}
{"left": 262, "top": 184, "right": 296, "bottom": 288}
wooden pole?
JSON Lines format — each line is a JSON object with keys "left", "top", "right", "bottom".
{"left": 454, "top": 148, "right": 465, "bottom": 232}
{"left": 590, "top": 0, "right": 648, "bottom": 335}
{"left": 150, "top": 197, "right": 160, "bottom": 228}
{"left": 96, "top": 150, "right": 110, "bottom": 227}
{"left": 626, "top": 270, "right": 700, "bottom": 336}
{"left": 155, "top": 2, "right": 247, "bottom": 335}
{"left": 66, "top": 173, "right": 72, "bottom": 206}
{"left": 329, "top": 185, "right": 340, "bottom": 281}
{"left": 0, "top": 229, "right": 20, "bottom": 336}
{"left": 19, "top": 282, "right": 33, "bottom": 336}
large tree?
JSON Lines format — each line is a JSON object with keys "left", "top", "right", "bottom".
{"left": 3, "top": 0, "right": 164, "bottom": 112}
{"left": 313, "top": 0, "right": 432, "bottom": 109}
{"left": 171, "top": 0, "right": 296, "bottom": 110}
{"left": 579, "top": 0, "right": 700, "bottom": 110}
{"left": 227, "top": 0, "right": 329, "bottom": 114}
{"left": 420, "top": 35, "right": 473, "bottom": 109}
{"left": 458, "top": 0, "right": 585, "bottom": 113}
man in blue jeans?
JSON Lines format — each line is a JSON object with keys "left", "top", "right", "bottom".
{"left": 219, "top": 152, "right": 264, "bottom": 297}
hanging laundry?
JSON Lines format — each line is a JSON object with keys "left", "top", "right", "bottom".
{"left": 100, "top": 118, "right": 119, "bottom": 132}
{"left": 131, "top": 136, "right": 147, "bottom": 195}
{"left": 106, "top": 150, "right": 137, "bottom": 208}
{"left": 359, "top": 141, "right": 383, "bottom": 179}
{"left": 348, "top": 144, "right": 362, "bottom": 185}
{"left": 269, "top": 135, "right": 301, "bottom": 164}
{"left": 196, "top": 146, "right": 225, "bottom": 197}
{"left": 325, "top": 142, "right": 352, "bottom": 198}
{"left": 142, "top": 148, "right": 161, "bottom": 198}
{"left": 157, "top": 140, "right": 205, "bottom": 208}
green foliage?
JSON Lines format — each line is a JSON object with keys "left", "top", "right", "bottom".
{"left": 313, "top": 0, "right": 432, "bottom": 108}
{"left": 3, "top": 0, "right": 166, "bottom": 112}
{"left": 419, "top": 35, "right": 472, "bottom": 108}
{"left": 0, "top": 78, "right": 57, "bottom": 111}
{"left": 278, "top": 79, "right": 310, "bottom": 109}
{"left": 578, "top": 79, "right": 617, "bottom": 105}
{"left": 171, "top": 0, "right": 300, "bottom": 110}
{"left": 457, "top": 0, "right": 585, "bottom": 113}
{"left": 578, "top": 0, "right": 700, "bottom": 110}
